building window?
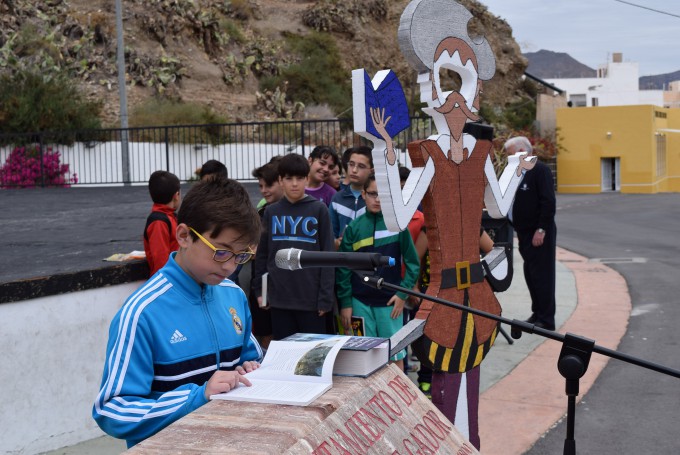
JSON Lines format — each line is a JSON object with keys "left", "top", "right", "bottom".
{"left": 569, "top": 94, "right": 587, "bottom": 107}
{"left": 655, "top": 111, "right": 667, "bottom": 119}
{"left": 592, "top": 98, "right": 599, "bottom": 106}
{"left": 656, "top": 134, "right": 666, "bottom": 177}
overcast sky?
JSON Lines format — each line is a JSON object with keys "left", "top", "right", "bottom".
{"left": 479, "top": 0, "right": 679, "bottom": 76}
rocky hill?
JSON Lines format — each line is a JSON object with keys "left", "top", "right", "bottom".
{"left": 0, "top": 0, "right": 528, "bottom": 125}
{"left": 524, "top": 49, "right": 596, "bottom": 79}
{"left": 639, "top": 70, "right": 680, "bottom": 90}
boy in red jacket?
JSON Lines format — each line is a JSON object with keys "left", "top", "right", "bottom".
{"left": 144, "top": 170, "right": 181, "bottom": 276}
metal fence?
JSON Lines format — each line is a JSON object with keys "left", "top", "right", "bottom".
{"left": 0, "top": 118, "right": 555, "bottom": 187}
{"left": 0, "top": 118, "right": 438, "bottom": 188}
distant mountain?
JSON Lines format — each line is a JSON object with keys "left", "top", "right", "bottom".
{"left": 524, "top": 50, "right": 596, "bottom": 79}
{"left": 639, "top": 71, "right": 680, "bottom": 90}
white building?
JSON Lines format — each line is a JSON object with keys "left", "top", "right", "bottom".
{"left": 544, "top": 52, "right": 664, "bottom": 108}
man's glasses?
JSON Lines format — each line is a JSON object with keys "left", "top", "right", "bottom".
{"left": 364, "top": 191, "right": 379, "bottom": 199}
{"left": 189, "top": 227, "right": 255, "bottom": 264}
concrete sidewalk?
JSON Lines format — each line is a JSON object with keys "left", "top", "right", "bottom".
{"left": 42, "top": 240, "right": 611, "bottom": 455}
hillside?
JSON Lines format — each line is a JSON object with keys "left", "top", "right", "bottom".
{"left": 524, "top": 49, "right": 596, "bottom": 79}
{"left": 0, "top": 0, "right": 528, "bottom": 126}
{"left": 525, "top": 49, "right": 680, "bottom": 90}
{"left": 639, "top": 70, "right": 680, "bottom": 90}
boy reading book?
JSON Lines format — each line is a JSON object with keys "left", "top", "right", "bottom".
{"left": 93, "top": 178, "right": 263, "bottom": 448}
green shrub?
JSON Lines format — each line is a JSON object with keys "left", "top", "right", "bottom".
{"left": 480, "top": 97, "right": 536, "bottom": 132}
{"left": 128, "top": 98, "right": 229, "bottom": 144}
{"left": 220, "top": 18, "right": 246, "bottom": 44}
{"left": 0, "top": 70, "right": 102, "bottom": 142}
{"left": 260, "top": 32, "right": 351, "bottom": 117}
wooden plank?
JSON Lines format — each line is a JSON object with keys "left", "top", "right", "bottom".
{"left": 127, "top": 365, "right": 477, "bottom": 455}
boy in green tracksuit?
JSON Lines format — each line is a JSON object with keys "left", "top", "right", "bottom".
{"left": 336, "top": 174, "right": 420, "bottom": 370}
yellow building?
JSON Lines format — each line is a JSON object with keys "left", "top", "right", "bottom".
{"left": 556, "top": 105, "right": 680, "bottom": 193}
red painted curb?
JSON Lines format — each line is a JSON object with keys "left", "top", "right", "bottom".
{"left": 478, "top": 247, "right": 631, "bottom": 454}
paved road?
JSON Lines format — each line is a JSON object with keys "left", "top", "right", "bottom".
{"left": 528, "top": 193, "right": 680, "bottom": 455}
{"left": 0, "top": 183, "right": 263, "bottom": 284}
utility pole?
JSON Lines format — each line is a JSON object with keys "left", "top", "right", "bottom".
{"left": 115, "top": 0, "right": 131, "bottom": 185}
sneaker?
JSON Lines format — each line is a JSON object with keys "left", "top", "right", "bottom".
{"left": 418, "top": 382, "right": 432, "bottom": 399}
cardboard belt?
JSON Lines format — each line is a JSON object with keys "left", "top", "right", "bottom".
{"left": 441, "top": 261, "right": 484, "bottom": 290}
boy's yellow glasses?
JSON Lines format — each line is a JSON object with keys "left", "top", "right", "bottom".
{"left": 188, "top": 227, "right": 255, "bottom": 264}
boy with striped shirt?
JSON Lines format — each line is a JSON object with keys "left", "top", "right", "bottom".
{"left": 93, "top": 178, "right": 263, "bottom": 448}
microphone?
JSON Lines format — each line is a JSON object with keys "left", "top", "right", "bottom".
{"left": 275, "top": 248, "right": 395, "bottom": 270}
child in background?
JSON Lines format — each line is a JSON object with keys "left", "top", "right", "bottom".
{"left": 305, "top": 145, "right": 339, "bottom": 206}
{"left": 94, "top": 178, "right": 263, "bottom": 448}
{"left": 253, "top": 154, "right": 335, "bottom": 340}
{"left": 199, "top": 159, "right": 228, "bottom": 181}
{"left": 255, "top": 156, "right": 283, "bottom": 210}
{"left": 336, "top": 174, "right": 420, "bottom": 370}
{"left": 143, "top": 170, "right": 181, "bottom": 276}
{"left": 329, "top": 146, "right": 374, "bottom": 249}
{"left": 246, "top": 160, "right": 285, "bottom": 349}
{"left": 253, "top": 159, "right": 284, "bottom": 209}
{"left": 337, "top": 147, "right": 353, "bottom": 191}
{"left": 328, "top": 165, "right": 342, "bottom": 191}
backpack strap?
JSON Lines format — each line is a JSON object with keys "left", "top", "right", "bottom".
{"left": 144, "top": 211, "right": 172, "bottom": 242}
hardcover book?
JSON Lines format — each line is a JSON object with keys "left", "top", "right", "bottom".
{"left": 211, "top": 336, "right": 349, "bottom": 406}
{"left": 352, "top": 68, "right": 411, "bottom": 142}
{"left": 211, "top": 334, "right": 391, "bottom": 406}
{"left": 285, "top": 333, "right": 390, "bottom": 378}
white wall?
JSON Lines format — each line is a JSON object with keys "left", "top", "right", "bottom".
{"left": 0, "top": 141, "right": 413, "bottom": 187}
{"left": 546, "top": 61, "right": 664, "bottom": 108}
{"left": 0, "top": 282, "right": 143, "bottom": 455}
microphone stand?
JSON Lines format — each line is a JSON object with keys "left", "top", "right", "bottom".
{"left": 355, "top": 273, "right": 680, "bottom": 455}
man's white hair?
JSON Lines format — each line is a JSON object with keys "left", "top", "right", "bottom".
{"left": 504, "top": 136, "right": 533, "bottom": 154}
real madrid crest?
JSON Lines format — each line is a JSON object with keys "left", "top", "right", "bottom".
{"left": 229, "top": 307, "right": 243, "bottom": 334}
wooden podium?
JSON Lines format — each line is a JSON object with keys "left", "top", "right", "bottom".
{"left": 126, "top": 364, "right": 477, "bottom": 454}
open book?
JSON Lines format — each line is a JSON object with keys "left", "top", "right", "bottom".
{"left": 352, "top": 68, "right": 410, "bottom": 142}
{"left": 211, "top": 336, "right": 349, "bottom": 406}
{"left": 285, "top": 333, "right": 390, "bottom": 378}
{"left": 210, "top": 334, "right": 390, "bottom": 406}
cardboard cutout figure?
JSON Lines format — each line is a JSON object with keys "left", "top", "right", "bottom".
{"left": 352, "top": 0, "right": 536, "bottom": 448}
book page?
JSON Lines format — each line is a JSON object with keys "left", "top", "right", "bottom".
{"left": 210, "top": 337, "right": 349, "bottom": 405}
{"left": 246, "top": 337, "right": 349, "bottom": 384}
{"left": 217, "top": 379, "right": 329, "bottom": 405}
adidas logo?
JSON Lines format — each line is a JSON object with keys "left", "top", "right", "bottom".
{"left": 170, "top": 329, "right": 187, "bottom": 344}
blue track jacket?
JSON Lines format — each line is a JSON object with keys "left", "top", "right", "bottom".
{"left": 92, "top": 253, "right": 263, "bottom": 447}
{"left": 329, "top": 185, "right": 366, "bottom": 239}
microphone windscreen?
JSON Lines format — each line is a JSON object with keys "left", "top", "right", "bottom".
{"left": 274, "top": 248, "right": 300, "bottom": 270}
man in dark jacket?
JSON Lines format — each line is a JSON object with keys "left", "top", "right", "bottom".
{"left": 505, "top": 136, "right": 557, "bottom": 330}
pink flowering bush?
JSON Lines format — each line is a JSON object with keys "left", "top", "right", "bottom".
{"left": 0, "top": 145, "right": 78, "bottom": 188}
